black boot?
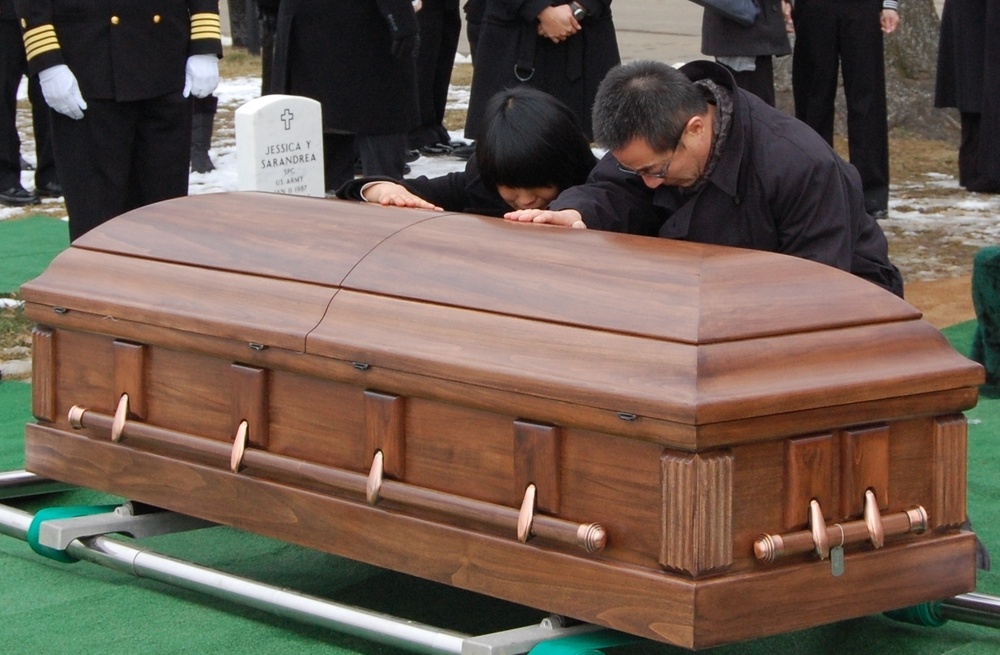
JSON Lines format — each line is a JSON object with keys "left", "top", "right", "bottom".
{"left": 190, "top": 96, "right": 218, "bottom": 174}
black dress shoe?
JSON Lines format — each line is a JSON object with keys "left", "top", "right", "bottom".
{"left": 405, "top": 149, "right": 421, "bottom": 163}
{"left": 451, "top": 143, "right": 476, "bottom": 160}
{"left": 0, "top": 185, "right": 39, "bottom": 206}
{"left": 419, "top": 143, "right": 454, "bottom": 156}
{"left": 35, "top": 181, "right": 63, "bottom": 198}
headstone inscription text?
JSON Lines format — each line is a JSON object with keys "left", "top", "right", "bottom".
{"left": 235, "top": 95, "right": 325, "bottom": 197}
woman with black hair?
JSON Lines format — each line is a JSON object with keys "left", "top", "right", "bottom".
{"left": 335, "top": 86, "right": 597, "bottom": 216}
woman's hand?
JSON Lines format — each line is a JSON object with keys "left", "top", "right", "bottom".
{"left": 537, "top": 5, "right": 580, "bottom": 43}
{"left": 362, "top": 182, "right": 442, "bottom": 210}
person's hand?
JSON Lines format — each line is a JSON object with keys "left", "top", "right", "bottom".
{"left": 782, "top": 0, "right": 794, "bottom": 32}
{"left": 391, "top": 33, "right": 421, "bottom": 59}
{"left": 38, "top": 64, "right": 87, "bottom": 120}
{"left": 537, "top": 5, "right": 579, "bottom": 43}
{"left": 504, "top": 208, "right": 586, "bottom": 228}
{"left": 183, "top": 54, "right": 219, "bottom": 98}
{"left": 362, "top": 182, "right": 442, "bottom": 210}
{"left": 880, "top": 8, "right": 899, "bottom": 33}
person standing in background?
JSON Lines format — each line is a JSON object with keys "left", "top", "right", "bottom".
{"left": 935, "top": 0, "right": 1000, "bottom": 193}
{"left": 16, "top": 0, "right": 222, "bottom": 240}
{"left": 409, "top": 0, "right": 464, "bottom": 156}
{"left": 790, "top": 0, "right": 899, "bottom": 217}
{"left": 463, "top": 0, "right": 485, "bottom": 61}
{"left": 0, "top": 0, "right": 59, "bottom": 206}
{"left": 700, "top": 0, "right": 792, "bottom": 106}
{"left": 271, "top": 0, "right": 420, "bottom": 191}
{"left": 463, "top": 0, "right": 620, "bottom": 144}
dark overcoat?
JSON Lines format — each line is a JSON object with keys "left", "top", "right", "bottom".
{"left": 463, "top": 0, "right": 620, "bottom": 141}
{"left": 270, "top": 0, "right": 420, "bottom": 135}
{"left": 549, "top": 61, "right": 903, "bottom": 297}
{"left": 700, "top": 0, "right": 791, "bottom": 57}
{"left": 935, "top": 0, "right": 1000, "bottom": 181}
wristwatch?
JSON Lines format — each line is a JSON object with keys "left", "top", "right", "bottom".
{"left": 571, "top": 1, "right": 588, "bottom": 20}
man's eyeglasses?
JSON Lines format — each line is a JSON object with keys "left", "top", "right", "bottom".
{"left": 617, "top": 156, "right": 672, "bottom": 179}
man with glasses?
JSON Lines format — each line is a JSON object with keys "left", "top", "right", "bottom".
{"left": 506, "top": 59, "right": 904, "bottom": 298}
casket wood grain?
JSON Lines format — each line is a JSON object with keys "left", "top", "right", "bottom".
{"left": 22, "top": 192, "right": 984, "bottom": 649}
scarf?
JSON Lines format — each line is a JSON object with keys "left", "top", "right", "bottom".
{"left": 681, "top": 78, "right": 734, "bottom": 196}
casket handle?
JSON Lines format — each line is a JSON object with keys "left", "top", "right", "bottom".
{"left": 230, "top": 420, "right": 249, "bottom": 473}
{"left": 66, "top": 405, "right": 607, "bottom": 554}
{"left": 517, "top": 484, "right": 536, "bottom": 543}
{"left": 366, "top": 450, "right": 384, "bottom": 505}
{"left": 864, "top": 489, "right": 885, "bottom": 548}
{"left": 111, "top": 394, "right": 129, "bottom": 443}
{"left": 754, "top": 501, "right": 928, "bottom": 564}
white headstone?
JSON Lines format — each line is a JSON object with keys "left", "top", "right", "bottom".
{"left": 235, "top": 95, "right": 325, "bottom": 197}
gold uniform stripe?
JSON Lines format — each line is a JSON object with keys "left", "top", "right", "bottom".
{"left": 190, "top": 13, "right": 222, "bottom": 40}
{"left": 23, "top": 25, "right": 61, "bottom": 61}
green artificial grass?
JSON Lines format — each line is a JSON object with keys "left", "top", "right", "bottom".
{"left": 0, "top": 380, "right": 30, "bottom": 470}
{"left": 0, "top": 215, "right": 68, "bottom": 294}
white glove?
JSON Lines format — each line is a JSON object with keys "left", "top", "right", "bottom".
{"left": 38, "top": 64, "right": 87, "bottom": 120}
{"left": 183, "top": 54, "right": 219, "bottom": 98}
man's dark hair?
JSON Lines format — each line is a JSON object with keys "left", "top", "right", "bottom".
{"left": 476, "top": 86, "right": 597, "bottom": 192}
{"left": 592, "top": 60, "right": 708, "bottom": 152}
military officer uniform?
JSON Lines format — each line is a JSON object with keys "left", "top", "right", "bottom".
{"left": 16, "top": 0, "right": 223, "bottom": 240}
{"left": 0, "top": 0, "right": 58, "bottom": 205}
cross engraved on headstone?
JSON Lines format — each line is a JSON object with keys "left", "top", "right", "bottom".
{"left": 280, "top": 108, "right": 294, "bottom": 130}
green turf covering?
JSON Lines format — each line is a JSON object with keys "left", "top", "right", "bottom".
{"left": 0, "top": 215, "right": 68, "bottom": 294}
{"left": 0, "top": 380, "right": 30, "bottom": 470}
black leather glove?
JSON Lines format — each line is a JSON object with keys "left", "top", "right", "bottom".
{"left": 391, "top": 32, "right": 421, "bottom": 59}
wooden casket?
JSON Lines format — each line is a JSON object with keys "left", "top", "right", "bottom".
{"left": 21, "top": 192, "right": 985, "bottom": 649}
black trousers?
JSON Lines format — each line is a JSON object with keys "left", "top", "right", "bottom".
{"left": 722, "top": 56, "right": 776, "bottom": 107}
{"left": 959, "top": 112, "right": 1000, "bottom": 193}
{"left": 0, "top": 20, "right": 56, "bottom": 190}
{"left": 323, "top": 132, "right": 408, "bottom": 192}
{"left": 792, "top": 0, "right": 889, "bottom": 212}
{"left": 50, "top": 94, "right": 191, "bottom": 241}
{"left": 409, "top": 0, "right": 462, "bottom": 150}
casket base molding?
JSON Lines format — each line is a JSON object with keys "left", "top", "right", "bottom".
{"left": 25, "top": 423, "right": 977, "bottom": 650}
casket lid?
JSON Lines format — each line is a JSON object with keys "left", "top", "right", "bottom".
{"left": 22, "top": 192, "right": 983, "bottom": 433}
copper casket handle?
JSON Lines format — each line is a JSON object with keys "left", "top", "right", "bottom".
{"left": 68, "top": 404, "right": 607, "bottom": 554}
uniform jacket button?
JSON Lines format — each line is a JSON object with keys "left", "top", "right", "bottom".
{"left": 154, "top": 14, "right": 161, "bottom": 23}
{"left": 111, "top": 15, "right": 120, "bottom": 25}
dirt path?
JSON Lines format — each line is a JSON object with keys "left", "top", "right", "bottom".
{"left": 905, "top": 276, "right": 975, "bottom": 329}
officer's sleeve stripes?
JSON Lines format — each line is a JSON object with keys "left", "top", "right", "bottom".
{"left": 22, "top": 24, "right": 61, "bottom": 62}
{"left": 190, "top": 13, "right": 222, "bottom": 41}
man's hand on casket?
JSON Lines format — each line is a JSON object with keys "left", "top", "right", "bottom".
{"left": 504, "top": 208, "right": 587, "bottom": 229}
